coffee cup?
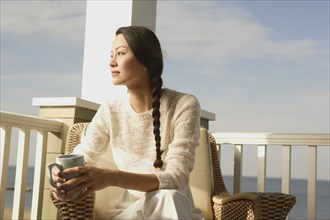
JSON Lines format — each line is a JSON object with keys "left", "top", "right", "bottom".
{"left": 46, "top": 154, "right": 85, "bottom": 200}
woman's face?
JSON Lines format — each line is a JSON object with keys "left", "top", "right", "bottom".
{"left": 110, "top": 34, "right": 149, "bottom": 89}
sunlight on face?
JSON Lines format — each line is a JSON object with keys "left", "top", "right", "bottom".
{"left": 109, "top": 34, "right": 149, "bottom": 89}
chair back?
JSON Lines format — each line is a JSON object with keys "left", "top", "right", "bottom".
{"left": 190, "top": 127, "right": 214, "bottom": 219}
{"left": 208, "top": 133, "right": 230, "bottom": 198}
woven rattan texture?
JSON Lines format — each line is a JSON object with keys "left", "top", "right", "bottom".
{"left": 65, "top": 123, "right": 89, "bottom": 154}
{"left": 214, "top": 201, "right": 255, "bottom": 220}
{"left": 50, "top": 123, "right": 95, "bottom": 220}
{"left": 51, "top": 191, "right": 95, "bottom": 220}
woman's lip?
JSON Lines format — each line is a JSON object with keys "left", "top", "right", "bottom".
{"left": 111, "top": 71, "right": 120, "bottom": 76}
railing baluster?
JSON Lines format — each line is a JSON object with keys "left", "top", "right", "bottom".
{"left": 0, "top": 125, "right": 12, "bottom": 219}
{"left": 281, "top": 145, "right": 292, "bottom": 194}
{"left": 12, "top": 128, "right": 31, "bottom": 219}
{"left": 233, "top": 144, "right": 243, "bottom": 194}
{"left": 31, "top": 130, "right": 48, "bottom": 220}
{"left": 307, "top": 145, "right": 317, "bottom": 220}
{"left": 257, "top": 145, "right": 267, "bottom": 192}
{"left": 282, "top": 145, "right": 292, "bottom": 220}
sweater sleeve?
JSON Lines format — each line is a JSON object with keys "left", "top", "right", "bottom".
{"left": 73, "top": 103, "right": 110, "bottom": 166}
{"left": 155, "top": 94, "right": 201, "bottom": 189}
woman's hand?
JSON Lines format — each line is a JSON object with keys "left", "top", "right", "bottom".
{"left": 53, "top": 166, "right": 113, "bottom": 201}
{"left": 51, "top": 165, "right": 160, "bottom": 201}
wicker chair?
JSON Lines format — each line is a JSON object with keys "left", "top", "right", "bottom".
{"left": 208, "top": 135, "right": 296, "bottom": 220}
{"left": 51, "top": 123, "right": 296, "bottom": 219}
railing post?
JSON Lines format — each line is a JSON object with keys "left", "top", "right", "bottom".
{"left": 31, "top": 131, "right": 48, "bottom": 219}
{"left": 282, "top": 145, "right": 292, "bottom": 194}
{"left": 32, "top": 97, "right": 100, "bottom": 220}
{"left": 12, "top": 128, "right": 31, "bottom": 219}
{"left": 200, "top": 110, "right": 216, "bottom": 130}
{"left": 308, "top": 145, "right": 317, "bottom": 220}
{"left": 233, "top": 144, "right": 243, "bottom": 194}
{"left": 0, "top": 125, "right": 12, "bottom": 219}
{"left": 257, "top": 145, "right": 267, "bottom": 192}
{"left": 282, "top": 145, "right": 292, "bottom": 220}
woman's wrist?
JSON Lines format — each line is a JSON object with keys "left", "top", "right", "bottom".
{"left": 106, "top": 168, "right": 120, "bottom": 187}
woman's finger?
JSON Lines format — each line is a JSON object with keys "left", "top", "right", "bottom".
{"left": 53, "top": 175, "right": 66, "bottom": 184}
{"left": 61, "top": 166, "right": 87, "bottom": 175}
{"left": 51, "top": 186, "right": 65, "bottom": 195}
{"left": 58, "top": 174, "right": 84, "bottom": 190}
{"left": 75, "top": 187, "right": 93, "bottom": 202}
{"left": 51, "top": 186, "right": 66, "bottom": 201}
{"left": 51, "top": 165, "right": 61, "bottom": 176}
{"left": 57, "top": 166, "right": 89, "bottom": 189}
{"left": 51, "top": 165, "right": 66, "bottom": 184}
{"left": 64, "top": 185, "right": 86, "bottom": 197}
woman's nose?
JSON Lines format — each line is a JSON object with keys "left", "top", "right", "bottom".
{"left": 110, "top": 58, "right": 117, "bottom": 68}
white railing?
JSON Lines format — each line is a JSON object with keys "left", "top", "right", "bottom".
{"left": 212, "top": 132, "right": 330, "bottom": 220}
{"left": 0, "top": 111, "right": 63, "bottom": 220}
{"left": 1, "top": 110, "right": 329, "bottom": 219}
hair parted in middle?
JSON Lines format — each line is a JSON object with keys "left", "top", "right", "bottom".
{"left": 116, "top": 26, "right": 164, "bottom": 168}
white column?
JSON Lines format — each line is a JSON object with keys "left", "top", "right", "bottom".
{"left": 81, "top": 0, "right": 157, "bottom": 104}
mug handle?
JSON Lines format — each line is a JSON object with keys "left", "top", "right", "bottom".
{"left": 46, "top": 163, "right": 63, "bottom": 188}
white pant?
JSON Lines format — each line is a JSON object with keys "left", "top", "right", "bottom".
{"left": 106, "top": 189, "right": 203, "bottom": 220}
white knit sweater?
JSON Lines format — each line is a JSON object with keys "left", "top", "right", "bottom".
{"left": 74, "top": 88, "right": 201, "bottom": 189}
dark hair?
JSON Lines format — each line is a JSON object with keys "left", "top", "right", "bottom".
{"left": 116, "top": 26, "right": 164, "bottom": 168}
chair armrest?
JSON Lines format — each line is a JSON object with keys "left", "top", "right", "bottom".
{"left": 212, "top": 192, "right": 259, "bottom": 205}
{"left": 212, "top": 192, "right": 296, "bottom": 219}
{"left": 50, "top": 191, "right": 95, "bottom": 219}
{"left": 213, "top": 192, "right": 295, "bottom": 206}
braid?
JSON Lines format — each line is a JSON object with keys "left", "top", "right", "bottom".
{"left": 116, "top": 26, "right": 164, "bottom": 169}
{"left": 151, "top": 74, "right": 163, "bottom": 168}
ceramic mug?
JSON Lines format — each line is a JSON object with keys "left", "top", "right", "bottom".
{"left": 46, "top": 154, "right": 85, "bottom": 200}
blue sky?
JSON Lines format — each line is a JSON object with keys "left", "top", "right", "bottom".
{"left": 1, "top": 1, "right": 329, "bottom": 179}
{"left": 156, "top": 0, "right": 329, "bottom": 133}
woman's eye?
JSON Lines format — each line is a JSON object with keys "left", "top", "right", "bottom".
{"left": 117, "top": 52, "right": 125, "bottom": 56}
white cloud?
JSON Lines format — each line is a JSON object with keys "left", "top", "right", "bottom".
{"left": 156, "top": 1, "right": 318, "bottom": 66}
{"left": 1, "top": 71, "right": 82, "bottom": 89}
{"left": 206, "top": 88, "right": 329, "bottom": 133}
{"left": 1, "top": 71, "right": 83, "bottom": 114}
{"left": 0, "top": 53, "right": 16, "bottom": 63}
{"left": 1, "top": 0, "right": 87, "bottom": 44}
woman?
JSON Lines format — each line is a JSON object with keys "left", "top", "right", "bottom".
{"left": 51, "top": 26, "right": 203, "bottom": 219}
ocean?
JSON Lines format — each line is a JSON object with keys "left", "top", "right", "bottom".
{"left": 5, "top": 166, "right": 330, "bottom": 220}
